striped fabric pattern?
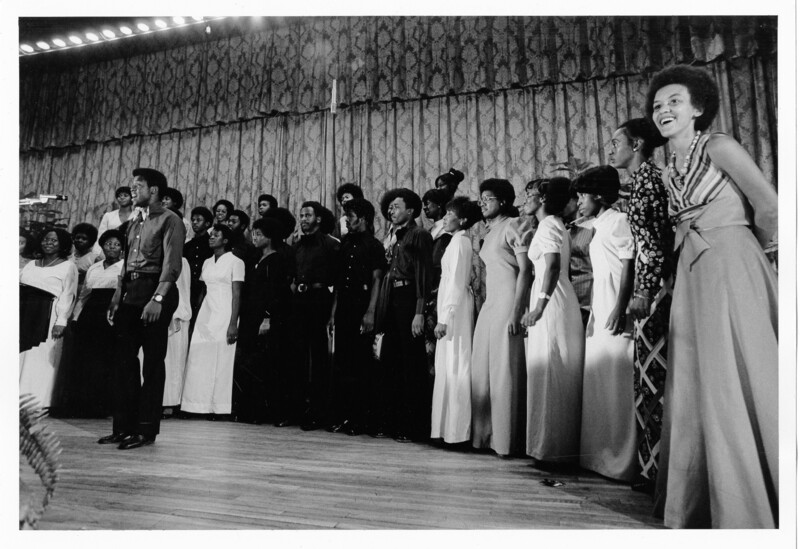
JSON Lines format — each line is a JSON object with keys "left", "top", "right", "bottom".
{"left": 666, "top": 133, "right": 730, "bottom": 220}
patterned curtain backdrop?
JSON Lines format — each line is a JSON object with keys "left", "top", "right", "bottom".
{"left": 20, "top": 16, "right": 776, "bottom": 150}
{"left": 19, "top": 58, "right": 777, "bottom": 230}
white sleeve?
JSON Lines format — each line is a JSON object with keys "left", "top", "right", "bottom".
{"left": 231, "top": 256, "right": 246, "bottom": 282}
{"left": 54, "top": 263, "right": 79, "bottom": 326}
{"left": 611, "top": 213, "right": 635, "bottom": 260}
{"left": 173, "top": 258, "right": 193, "bottom": 321}
{"left": 437, "top": 237, "right": 472, "bottom": 328}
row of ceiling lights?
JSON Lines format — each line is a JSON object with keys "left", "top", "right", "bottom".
{"left": 19, "top": 16, "right": 222, "bottom": 55}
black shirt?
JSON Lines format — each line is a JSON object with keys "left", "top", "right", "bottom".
{"left": 293, "top": 231, "right": 340, "bottom": 286}
{"left": 335, "top": 231, "right": 386, "bottom": 294}
{"left": 388, "top": 220, "right": 433, "bottom": 302}
{"left": 183, "top": 232, "right": 212, "bottom": 283}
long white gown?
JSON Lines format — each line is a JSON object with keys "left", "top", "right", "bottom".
{"left": 430, "top": 230, "right": 474, "bottom": 443}
{"left": 525, "top": 216, "right": 584, "bottom": 462}
{"left": 162, "top": 258, "right": 192, "bottom": 406}
{"left": 19, "top": 260, "right": 78, "bottom": 408}
{"left": 579, "top": 208, "right": 637, "bottom": 481}
{"left": 181, "top": 252, "right": 245, "bottom": 414}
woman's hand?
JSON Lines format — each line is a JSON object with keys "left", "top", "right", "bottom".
{"left": 51, "top": 324, "right": 65, "bottom": 339}
{"left": 629, "top": 295, "right": 652, "bottom": 321}
{"left": 227, "top": 324, "right": 238, "bottom": 345}
{"left": 434, "top": 322, "right": 448, "bottom": 339}
{"left": 258, "top": 318, "right": 271, "bottom": 336}
{"left": 522, "top": 305, "right": 544, "bottom": 327}
{"left": 411, "top": 313, "right": 425, "bottom": 337}
{"left": 605, "top": 308, "right": 628, "bottom": 335}
{"left": 507, "top": 312, "right": 523, "bottom": 336}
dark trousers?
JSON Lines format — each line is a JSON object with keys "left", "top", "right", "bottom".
{"left": 288, "top": 288, "right": 333, "bottom": 421}
{"left": 330, "top": 290, "right": 373, "bottom": 424}
{"left": 111, "top": 283, "right": 178, "bottom": 438}
{"left": 382, "top": 285, "right": 430, "bottom": 439}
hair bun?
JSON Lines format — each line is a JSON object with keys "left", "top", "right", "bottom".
{"left": 448, "top": 168, "right": 465, "bottom": 184}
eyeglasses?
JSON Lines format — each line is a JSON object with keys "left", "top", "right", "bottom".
{"left": 479, "top": 196, "right": 499, "bottom": 205}
{"left": 41, "top": 238, "right": 59, "bottom": 244}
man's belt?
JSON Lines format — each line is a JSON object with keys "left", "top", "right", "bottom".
{"left": 296, "top": 282, "right": 326, "bottom": 293}
{"left": 125, "top": 271, "right": 160, "bottom": 281}
{"left": 391, "top": 279, "right": 412, "bottom": 288}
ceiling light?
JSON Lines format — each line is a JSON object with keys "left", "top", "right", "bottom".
{"left": 172, "top": 16, "right": 185, "bottom": 25}
{"left": 102, "top": 29, "right": 116, "bottom": 39}
{"left": 119, "top": 26, "right": 132, "bottom": 35}
{"left": 36, "top": 41, "right": 50, "bottom": 50}
{"left": 137, "top": 23, "right": 150, "bottom": 32}
{"left": 191, "top": 16, "right": 203, "bottom": 21}
{"left": 68, "top": 35, "right": 83, "bottom": 45}
{"left": 154, "top": 19, "right": 167, "bottom": 29}
{"left": 20, "top": 44, "right": 34, "bottom": 53}
{"left": 53, "top": 38, "right": 66, "bottom": 47}
{"left": 86, "top": 32, "right": 100, "bottom": 41}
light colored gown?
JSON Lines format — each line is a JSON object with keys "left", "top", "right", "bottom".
{"left": 181, "top": 252, "right": 245, "bottom": 414}
{"left": 19, "top": 260, "right": 78, "bottom": 408}
{"left": 656, "top": 133, "right": 778, "bottom": 528}
{"left": 526, "top": 215, "right": 584, "bottom": 462}
{"left": 579, "top": 208, "right": 637, "bottom": 481}
{"left": 162, "top": 258, "right": 192, "bottom": 406}
{"left": 471, "top": 216, "right": 533, "bottom": 456}
{"left": 430, "top": 230, "right": 474, "bottom": 443}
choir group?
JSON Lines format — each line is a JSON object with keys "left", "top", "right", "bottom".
{"left": 19, "top": 65, "right": 778, "bottom": 529}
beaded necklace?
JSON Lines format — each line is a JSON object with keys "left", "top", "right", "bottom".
{"left": 669, "top": 131, "right": 702, "bottom": 188}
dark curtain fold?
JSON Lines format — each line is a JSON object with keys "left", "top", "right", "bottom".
{"left": 20, "top": 16, "right": 776, "bottom": 151}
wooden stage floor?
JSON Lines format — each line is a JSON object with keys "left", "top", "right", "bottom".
{"left": 27, "top": 416, "right": 663, "bottom": 530}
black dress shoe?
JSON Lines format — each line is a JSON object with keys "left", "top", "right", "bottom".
{"left": 393, "top": 433, "right": 412, "bottom": 443}
{"left": 118, "top": 434, "right": 155, "bottom": 450}
{"left": 344, "top": 422, "right": 362, "bottom": 436}
{"left": 98, "top": 433, "right": 128, "bottom": 444}
{"left": 368, "top": 425, "right": 389, "bottom": 438}
{"left": 300, "top": 419, "right": 322, "bottom": 431}
{"left": 273, "top": 418, "right": 293, "bottom": 427}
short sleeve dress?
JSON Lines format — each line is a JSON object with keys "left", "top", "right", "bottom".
{"left": 525, "top": 215, "right": 584, "bottom": 462}
{"left": 579, "top": 208, "right": 637, "bottom": 481}
{"left": 181, "top": 252, "right": 245, "bottom": 414}
{"left": 471, "top": 216, "right": 533, "bottom": 456}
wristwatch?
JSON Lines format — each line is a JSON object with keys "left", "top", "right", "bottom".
{"left": 151, "top": 293, "right": 164, "bottom": 303}
{"left": 538, "top": 292, "right": 551, "bottom": 300}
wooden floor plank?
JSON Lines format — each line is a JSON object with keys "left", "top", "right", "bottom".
{"left": 26, "top": 417, "right": 663, "bottom": 530}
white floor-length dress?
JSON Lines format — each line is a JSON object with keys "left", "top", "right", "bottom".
{"left": 430, "top": 230, "right": 474, "bottom": 443}
{"left": 525, "top": 215, "right": 584, "bottom": 462}
{"left": 181, "top": 252, "right": 245, "bottom": 414}
{"left": 579, "top": 208, "right": 637, "bottom": 481}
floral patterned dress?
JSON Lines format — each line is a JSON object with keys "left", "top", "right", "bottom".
{"left": 626, "top": 159, "right": 674, "bottom": 489}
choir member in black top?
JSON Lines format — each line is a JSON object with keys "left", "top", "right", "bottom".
{"left": 184, "top": 206, "right": 213, "bottom": 334}
{"left": 233, "top": 217, "right": 294, "bottom": 424}
{"left": 290, "top": 201, "right": 340, "bottom": 430}
{"left": 326, "top": 198, "right": 386, "bottom": 436}
{"left": 380, "top": 188, "right": 433, "bottom": 442}
{"left": 227, "top": 209, "right": 258, "bottom": 264}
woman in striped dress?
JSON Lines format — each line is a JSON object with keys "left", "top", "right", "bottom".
{"left": 648, "top": 65, "right": 778, "bottom": 528}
